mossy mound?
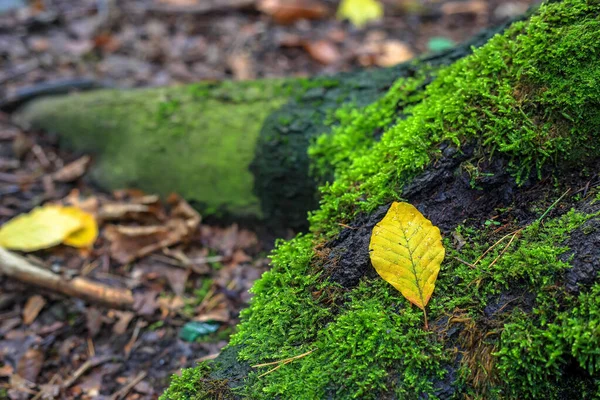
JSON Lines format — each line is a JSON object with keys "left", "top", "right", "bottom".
{"left": 163, "top": 0, "right": 600, "bottom": 398}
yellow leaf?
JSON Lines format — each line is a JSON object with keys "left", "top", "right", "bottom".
{"left": 337, "top": 0, "right": 383, "bottom": 27}
{"left": 0, "top": 205, "right": 97, "bottom": 251}
{"left": 369, "top": 202, "right": 445, "bottom": 326}
{"left": 62, "top": 207, "right": 98, "bottom": 248}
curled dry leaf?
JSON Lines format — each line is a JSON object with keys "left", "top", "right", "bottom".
{"left": 98, "top": 203, "right": 152, "bottom": 220}
{"left": 258, "top": 0, "right": 329, "bottom": 25}
{"left": 52, "top": 155, "right": 91, "bottom": 182}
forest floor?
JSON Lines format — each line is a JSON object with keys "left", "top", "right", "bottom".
{"left": 0, "top": 0, "right": 538, "bottom": 399}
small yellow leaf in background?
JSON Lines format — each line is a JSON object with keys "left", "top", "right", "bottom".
{"left": 369, "top": 202, "right": 445, "bottom": 328}
{"left": 0, "top": 205, "right": 98, "bottom": 251}
{"left": 337, "top": 0, "right": 383, "bottom": 27}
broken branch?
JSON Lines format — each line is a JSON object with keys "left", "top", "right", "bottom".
{"left": 0, "top": 247, "right": 134, "bottom": 309}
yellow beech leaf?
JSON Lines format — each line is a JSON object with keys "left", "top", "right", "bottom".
{"left": 61, "top": 207, "right": 98, "bottom": 248}
{"left": 337, "top": 0, "right": 383, "bottom": 27}
{"left": 369, "top": 202, "right": 445, "bottom": 328}
{"left": 0, "top": 205, "right": 97, "bottom": 251}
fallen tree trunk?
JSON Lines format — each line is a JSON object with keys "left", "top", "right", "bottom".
{"left": 14, "top": 20, "right": 517, "bottom": 230}
{"left": 154, "top": 0, "right": 600, "bottom": 398}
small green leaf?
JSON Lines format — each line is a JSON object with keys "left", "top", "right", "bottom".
{"left": 179, "top": 321, "right": 221, "bottom": 342}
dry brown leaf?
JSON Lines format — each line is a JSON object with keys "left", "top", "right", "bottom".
{"left": 16, "top": 348, "right": 44, "bottom": 383}
{"left": 194, "top": 308, "right": 230, "bottom": 323}
{"left": 441, "top": 0, "right": 488, "bottom": 19}
{"left": 103, "top": 195, "right": 199, "bottom": 263}
{"left": 63, "top": 190, "right": 99, "bottom": 216}
{"left": 227, "top": 52, "right": 256, "bottom": 80}
{"left": 0, "top": 364, "right": 14, "bottom": 377}
{"left": 258, "top": 0, "right": 329, "bottom": 24}
{"left": 303, "top": 40, "right": 341, "bottom": 65}
{"left": 98, "top": 203, "right": 152, "bottom": 220}
{"left": 376, "top": 40, "right": 414, "bottom": 67}
{"left": 157, "top": 295, "right": 185, "bottom": 319}
{"left": 22, "top": 295, "right": 46, "bottom": 325}
{"left": 52, "top": 155, "right": 91, "bottom": 182}
{"left": 111, "top": 311, "right": 135, "bottom": 335}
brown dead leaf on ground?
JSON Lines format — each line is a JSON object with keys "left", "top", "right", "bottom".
{"left": 110, "top": 310, "right": 135, "bottom": 335}
{"left": 51, "top": 155, "right": 91, "bottom": 182}
{"left": 16, "top": 347, "right": 45, "bottom": 383}
{"left": 157, "top": 295, "right": 185, "bottom": 319}
{"left": 376, "top": 40, "right": 414, "bottom": 66}
{"left": 441, "top": 0, "right": 488, "bottom": 23}
{"left": 227, "top": 52, "right": 256, "bottom": 80}
{"left": 63, "top": 190, "right": 99, "bottom": 216}
{"left": 303, "top": 40, "right": 341, "bottom": 65}
{"left": 104, "top": 195, "right": 200, "bottom": 264}
{"left": 0, "top": 364, "right": 14, "bottom": 377}
{"left": 22, "top": 295, "right": 46, "bottom": 325}
{"left": 258, "top": 0, "right": 329, "bottom": 25}
{"left": 194, "top": 307, "right": 230, "bottom": 323}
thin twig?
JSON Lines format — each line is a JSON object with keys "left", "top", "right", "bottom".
{"left": 110, "top": 371, "right": 147, "bottom": 400}
{"left": 472, "top": 231, "right": 516, "bottom": 266}
{"left": 537, "top": 188, "right": 571, "bottom": 224}
{"left": 452, "top": 256, "right": 476, "bottom": 269}
{"left": 486, "top": 229, "right": 523, "bottom": 271}
{"left": 62, "top": 355, "right": 114, "bottom": 388}
{"left": 253, "top": 349, "right": 317, "bottom": 378}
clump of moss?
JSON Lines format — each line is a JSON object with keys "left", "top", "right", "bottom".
{"left": 309, "top": 0, "right": 600, "bottom": 237}
{"left": 309, "top": 72, "right": 431, "bottom": 181}
{"left": 160, "top": 363, "right": 235, "bottom": 400}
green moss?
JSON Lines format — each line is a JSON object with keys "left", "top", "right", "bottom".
{"left": 18, "top": 80, "right": 294, "bottom": 219}
{"left": 163, "top": 0, "right": 600, "bottom": 397}
{"left": 496, "top": 282, "right": 600, "bottom": 399}
{"left": 228, "top": 206, "right": 599, "bottom": 398}
{"left": 223, "top": 1, "right": 600, "bottom": 397}
{"left": 242, "top": 282, "right": 446, "bottom": 399}
{"left": 161, "top": 363, "right": 234, "bottom": 400}
{"left": 308, "top": 0, "right": 600, "bottom": 237}
{"left": 308, "top": 72, "right": 431, "bottom": 181}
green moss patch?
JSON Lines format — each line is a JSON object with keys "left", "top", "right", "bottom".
{"left": 166, "top": 0, "right": 600, "bottom": 398}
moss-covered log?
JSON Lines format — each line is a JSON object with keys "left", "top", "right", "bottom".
{"left": 15, "top": 19, "right": 516, "bottom": 229}
{"left": 160, "top": 0, "right": 600, "bottom": 398}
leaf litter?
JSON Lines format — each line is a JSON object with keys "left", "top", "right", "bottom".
{"left": 0, "top": 122, "right": 270, "bottom": 398}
